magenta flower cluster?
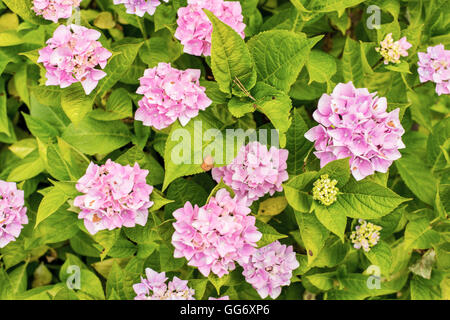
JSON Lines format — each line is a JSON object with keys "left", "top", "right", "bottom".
{"left": 418, "top": 44, "right": 450, "bottom": 96}
{"left": 38, "top": 25, "right": 112, "bottom": 95}
{"left": 133, "top": 268, "right": 195, "bottom": 300}
{"left": 135, "top": 62, "right": 212, "bottom": 130}
{"left": 212, "top": 142, "right": 289, "bottom": 205}
{"left": 171, "top": 189, "right": 262, "bottom": 278}
{"left": 242, "top": 241, "right": 299, "bottom": 299}
{"left": 113, "top": 0, "right": 168, "bottom": 17}
{"left": 74, "top": 160, "right": 154, "bottom": 235}
{"left": 0, "top": 181, "right": 28, "bottom": 248}
{"left": 305, "top": 82, "right": 405, "bottom": 181}
{"left": 175, "top": 0, "right": 246, "bottom": 56}
{"left": 32, "top": 0, "right": 81, "bottom": 23}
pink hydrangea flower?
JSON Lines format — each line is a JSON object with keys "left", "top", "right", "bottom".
{"left": 37, "top": 24, "right": 112, "bottom": 95}
{"left": 212, "top": 142, "right": 289, "bottom": 205}
{"left": 209, "top": 296, "right": 230, "bottom": 300}
{"left": 417, "top": 44, "right": 450, "bottom": 95}
{"left": 32, "top": 0, "right": 81, "bottom": 23}
{"left": 175, "top": 0, "right": 246, "bottom": 56}
{"left": 133, "top": 268, "right": 195, "bottom": 300}
{"left": 0, "top": 181, "right": 28, "bottom": 248}
{"left": 74, "top": 160, "right": 154, "bottom": 235}
{"left": 135, "top": 62, "right": 212, "bottom": 130}
{"left": 171, "top": 189, "right": 262, "bottom": 278}
{"left": 242, "top": 241, "right": 299, "bottom": 299}
{"left": 305, "top": 82, "right": 405, "bottom": 181}
{"left": 113, "top": 0, "right": 168, "bottom": 17}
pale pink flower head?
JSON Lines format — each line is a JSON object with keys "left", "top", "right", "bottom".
{"left": 375, "top": 33, "right": 412, "bottom": 64}
{"left": 417, "top": 44, "right": 450, "bottom": 95}
{"left": 171, "top": 188, "right": 262, "bottom": 278}
{"left": 242, "top": 241, "right": 299, "bottom": 299}
{"left": 212, "top": 142, "right": 289, "bottom": 205}
{"left": 0, "top": 181, "right": 28, "bottom": 248}
{"left": 73, "top": 159, "right": 154, "bottom": 235}
{"left": 175, "top": 0, "right": 246, "bottom": 56}
{"left": 305, "top": 82, "right": 406, "bottom": 181}
{"left": 133, "top": 268, "right": 195, "bottom": 300}
{"left": 37, "top": 24, "right": 112, "bottom": 95}
{"left": 113, "top": 0, "right": 169, "bottom": 17}
{"left": 209, "top": 296, "right": 230, "bottom": 300}
{"left": 32, "top": 0, "right": 82, "bottom": 23}
{"left": 135, "top": 62, "right": 212, "bottom": 130}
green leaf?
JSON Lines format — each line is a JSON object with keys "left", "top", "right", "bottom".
{"left": 318, "top": 158, "right": 350, "bottom": 188}
{"left": 341, "top": 37, "right": 364, "bottom": 87}
{"left": 62, "top": 117, "right": 132, "bottom": 155}
{"left": 333, "top": 179, "right": 409, "bottom": 219}
{"left": 313, "top": 236, "right": 348, "bottom": 268}
{"left": 396, "top": 152, "right": 437, "bottom": 206}
{"left": 410, "top": 272, "right": 443, "bottom": 300}
{"left": 255, "top": 219, "right": 287, "bottom": 247}
{"left": 314, "top": 204, "right": 347, "bottom": 242}
{"left": 60, "top": 253, "right": 105, "bottom": 300}
{"left": 8, "top": 263, "right": 28, "bottom": 298}
{"left": 162, "top": 111, "right": 225, "bottom": 190}
{"left": 93, "top": 38, "right": 143, "bottom": 98}
{"left": 3, "top": 0, "right": 50, "bottom": 25}
{"left": 285, "top": 108, "right": 313, "bottom": 175}
{"left": 284, "top": 171, "right": 317, "bottom": 213}
{"left": 306, "top": 50, "right": 337, "bottom": 84}
{"left": 61, "top": 84, "right": 94, "bottom": 125}
{"left": 90, "top": 88, "right": 133, "bottom": 121}
{"left": 204, "top": 9, "right": 257, "bottom": 97}
{"left": 363, "top": 241, "right": 392, "bottom": 276}
{"left": 404, "top": 218, "right": 441, "bottom": 250}
{"left": 22, "top": 113, "right": 59, "bottom": 144}
{"left": 427, "top": 117, "right": 450, "bottom": 173}
{"left": 303, "top": 0, "right": 364, "bottom": 13}
{"left": 35, "top": 186, "right": 69, "bottom": 228}
{"left": 0, "top": 78, "right": 8, "bottom": 136}
{"left": 7, "top": 150, "right": 44, "bottom": 182}
{"left": 294, "top": 209, "right": 329, "bottom": 264}
{"left": 247, "top": 30, "right": 321, "bottom": 92}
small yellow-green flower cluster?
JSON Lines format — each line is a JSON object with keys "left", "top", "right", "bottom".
{"left": 350, "top": 219, "right": 382, "bottom": 252}
{"left": 375, "top": 33, "right": 412, "bottom": 64}
{"left": 312, "top": 174, "right": 339, "bottom": 206}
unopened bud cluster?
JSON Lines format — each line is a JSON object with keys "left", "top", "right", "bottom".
{"left": 312, "top": 174, "right": 339, "bottom": 206}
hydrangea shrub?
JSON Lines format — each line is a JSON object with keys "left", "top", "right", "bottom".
{"left": 0, "top": 0, "right": 448, "bottom": 301}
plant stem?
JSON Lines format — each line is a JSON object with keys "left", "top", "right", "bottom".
{"left": 137, "top": 17, "right": 148, "bottom": 40}
{"left": 372, "top": 58, "right": 384, "bottom": 71}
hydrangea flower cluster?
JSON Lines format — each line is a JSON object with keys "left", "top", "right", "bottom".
{"left": 133, "top": 268, "right": 195, "bottom": 300}
{"left": 304, "top": 82, "right": 406, "bottom": 181}
{"left": 212, "top": 142, "right": 289, "bottom": 205}
{"left": 135, "top": 63, "right": 212, "bottom": 130}
{"left": 32, "top": 0, "right": 81, "bottom": 23}
{"left": 375, "top": 33, "right": 411, "bottom": 64}
{"left": 113, "top": 0, "right": 168, "bottom": 17}
{"left": 37, "top": 24, "right": 112, "bottom": 95}
{"left": 175, "top": 0, "right": 246, "bottom": 56}
{"left": 417, "top": 44, "right": 450, "bottom": 96}
{"left": 74, "top": 160, "right": 154, "bottom": 235}
{"left": 312, "top": 174, "right": 339, "bottom": 206}
{"left": 171, "top": 189, "right": 262, "bottom": 278}
{"left": 350, "top": 219, "right": 382, "bottom": 252}
{"left": 242, "top": 241, "right": 299, "bottom": 299}
{"left": 0, "top": 181, "right": 28, "bottom": 248}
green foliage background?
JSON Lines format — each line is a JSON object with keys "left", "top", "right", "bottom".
{"left": 0, "top": 0, "right": 449, "bottom": 300}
